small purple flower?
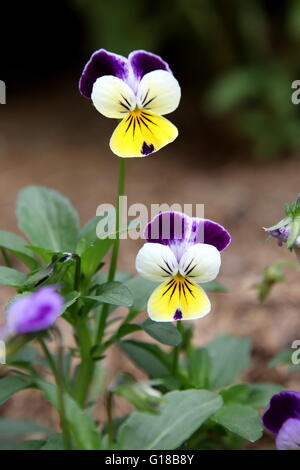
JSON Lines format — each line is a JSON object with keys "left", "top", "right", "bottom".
{"left": 3, "top": 286, "right": 63, "bottom": 337}
{"left": 263, "top": 391, "right": 300, "bottom": 450}
{"left": 267, "top": 225, "right": 300, "bottom": 248}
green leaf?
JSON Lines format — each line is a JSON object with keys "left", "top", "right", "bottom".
{"left": 0, "top": 439, "right": 22, "bottom": 449}
{"left": 264, "top": 217, "right": 290, "bottom": 233}
{"left": 123, "top": 276, "right": 156, "bottom": 313}
{"left": 287, "top": 217, "right": 300, "bottom": 250}
{"left": 118, "top": 340, "right": 171, "bottom": 378}
{"left": 18, "top": 440, "right": 46, "bottom": 450}
{"left": 7, "top": 345, "right": 45, "bottom": 373}
{"left": 208, "top": 68, "right": 263, "bottom": 112}
{"left": 80, "top": 238, "right": 113, "bottom": 278}
{"left": 26, "top": 246, "right": 54, "bottom": 264}
{"left": 201, "top": 280, "right": 227, "bottom": 293}
{"left": 141, "top": 318, "right": 182, "bottom": 346}
{"left": 220, "top": 383, "right": 250, "bottom": 405}
{"left": 84, "top": 281, "right": 133, "bottom": 307}
{"left": 0, "top": 375, "right": 31, "bottom": 405}
{"left": 0, "top": 418, "right": 49, "bottom": 437}
{"left": 40, "top": 433, "right": 64, "bottom": 450}
{"left": 116, "top": 324, "right": 141, "bottom": 338}
{"left": 207, "top": 335, "right": 251, "bottom": 389}
{"left": 95, "top": 271, "right": 132, "bottom": 284}
{"left": 0, "top": 266, "right": 28, "bottom": 288}
{"left": 77, "top": 216, "right": 104, "bottom": 253}
{"left": 0, "top": 231, "right": 39, "bottom": 269}
{"left": 118, "top": 389, "right": 223, "bottom": 450}
{"left": 221, "top": 382, "right": 284, "bottom": 408}
{"left": 78, "top": 215, "right": 139, "bottom": 277}
{"left": 246, "top": 383, "right": 284, "bottom": 408}
{"left": 62, "top": 291, "right": 80, "bottom": 313}
{"left": 187, "top": 348, "right": 211, "bottom": 389}
{"left": 269, "top": 349, "right": 294, "bottom": 367}
{"left": 16, "top": 186, "right": 79, "bottom": 252}
{"left": 211, "top": 403, "right": 263, "bottom": 442}
{"left": 36, "top": 380, "right": 101, "bottom": 450}
{"left": 111, "top": 373, "right": 162, "bottom": 414}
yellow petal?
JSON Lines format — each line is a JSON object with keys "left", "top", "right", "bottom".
{"left": 147, "top": 275, "right": 211, "bottom": 322}
{"left": 109, "top": 110, "right": 178, "bottom": 158}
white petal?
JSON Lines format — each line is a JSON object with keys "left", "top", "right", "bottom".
{"left": 135, "top": 243, "right": 178, "bottom": 282}
{"left": 179, "top": 243, "right": 221, "bottom": 283}
{"left": 91, "top": 75, "right": 136, "bottom": 118}
{"left": 136, "top": 70, "right": 181, "bottom": 115}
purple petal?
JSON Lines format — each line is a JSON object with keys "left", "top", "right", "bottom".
{"left": 263, "top": 391, "right": 300, "bottom": 435}
{"left": 128, "top": 50, "right": 171, "bottom": 82}
{"left": 267, "top": 226, "right": 300, "bottom": 248}
{"left": 276, "top": 418, "right": 300, "bottom": 450}
{"left": 267, "top": 226, "right": 290, "bottom": 246}
{"left": 202, "top": 219, "right": 231, "bottom": 252}
{"left": 144, "top": 212, "right": 190, "bottom": 245}
{"left": 6, "top": 286, "right": 63, "bottom": 335}
{"left": 6, "top": 296, "right": 32, "bottom": 335}
{"left": 79, "top": 49, "right": 128, "bottom": 98}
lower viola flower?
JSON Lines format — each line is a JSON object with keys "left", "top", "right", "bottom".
{"left": 135, "top": 211, "right": 231, "bottom": 322}
{"left": 1, "top": 286, "right": 63, "bottom": 338}
{"left": 263, "top": 391, "right": 300, "bottom": 450}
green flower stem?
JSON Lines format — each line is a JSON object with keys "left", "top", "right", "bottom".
{"left": 74, "top": 158, "right": 126, "bottom": 408}
{"left": 73, "top": 254, "right": 81, "bottom": 292}
{"left": 39, "top": 337, "right": 58, "bottom": 377}
{"left": 39, "top": 336, "right": 72, "bottom": 450}
{"left": 107, "top": 391, "right": 114, "bottom": 446}
{"left": 172, "top": 321, "right": 182, "bottom": 378}
{"left": 74, "top": 319, "right": 93, "bottom": 407}
{"left": 96, "top": 158, "right": 126, "bottom": 345}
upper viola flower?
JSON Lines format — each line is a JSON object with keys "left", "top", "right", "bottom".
{"left": 1, "top": 286, "right": 63, "bottom": 339}
{"left": 79, "top": 49, "right": 181, "bottom": 158}
{"left": 263, "top": 391, "right": 300, "bottom": 450}
{"left": 135, "top": 212, "right": 231, "bottom": 322}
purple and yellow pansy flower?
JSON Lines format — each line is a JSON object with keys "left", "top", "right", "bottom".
{"left": 263, "top": 391, "right": 300, "bottom": 450}
{"left": 135, "top": 212, "right": 231, "bottom": 322}
{"left": 79, "top": 49, "right": 181, "bottom": 158}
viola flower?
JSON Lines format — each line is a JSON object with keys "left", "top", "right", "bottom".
{"left": 263, "top": 391, "right": 300, "bottom": 450}
{"left": 135, "top": 212, "right": 231, "bottom": 322}
{"left": 265, "top": 195, "right": 300, "bottom": 251}
{"left": 79, "top": 49, "right": 181, "bottom": 158}
{"left": 267, "top": 225, "right": 300, "bottom": 248}
{"left": 1, "top": 286, "right": 63, "bottom": 338}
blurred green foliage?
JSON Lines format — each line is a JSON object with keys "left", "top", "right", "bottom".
{"left": 71, "top": 0, "right": 300, "bottom": 158}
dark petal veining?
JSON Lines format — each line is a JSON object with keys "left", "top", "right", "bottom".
{"left": 144, "top": 212, "right": 190, "bottom": 245}
{"left": 128, "top": 50, "right": 171, "bottom": 81}
{"left": 262, "top": 391, "right": 300, "bottom": 435}
{"left": 144, "top": 212, "right": 231, "bottom": 253}
{"left": 79, "top": 49, "right": 128, "bottom": 99}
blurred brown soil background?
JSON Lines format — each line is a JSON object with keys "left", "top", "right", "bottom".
{"left": 0, "top": 83, "right": 300, "bottom": 435}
